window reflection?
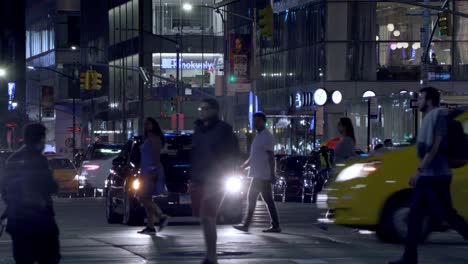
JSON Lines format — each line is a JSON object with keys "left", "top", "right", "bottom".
{"left": 152, "top": 0, "right": 223, "bottom": 36}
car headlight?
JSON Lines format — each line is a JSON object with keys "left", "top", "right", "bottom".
{"left": 336, "top": 162, "right": 380, "bottom": 182}
{"left": 132, "top": 179, "right": 141, "bottom": 190}
{"left": 74, "top": 175, "right": 87, "bottom": 181}
{"left": 225, "top": 176, "right": 242, "bottom": 193}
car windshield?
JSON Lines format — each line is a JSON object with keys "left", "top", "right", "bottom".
{"left": 91, "top": 145, "right": 122, "bottom": 160}
{"left": 285, "top": 157, "right": 307, "bottom": 173}
{"left": 165, "top": 134, "right": 192, "bottom": 150}
{"left": 49, "top": 158, "right": 75, "bottom": 170}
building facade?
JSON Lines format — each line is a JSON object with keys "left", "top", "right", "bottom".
{"left": 106, "top": 0, "right": 226, "bottom": 141}
{"left": 230, "top": 0, "right": 468, "bottom": 154}
{"left": 25, "top": 0, "right": 82, "bottom": 156}
{"left": 0, "top": 0, "right": 26, "bottom": 150}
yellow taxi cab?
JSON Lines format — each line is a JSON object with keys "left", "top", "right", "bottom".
{"left": 45, "top": 154, "right": 79, "bottom": 197}
{"left": 327, "top": 108, "right": 468, "bottom": 243}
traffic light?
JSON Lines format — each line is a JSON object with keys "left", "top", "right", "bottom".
{"left": 90, "top": 70, "right": 102, "bottom": 90}
{"left": 259, "top": 5, "right": 274, "bottom": 37}
{"left": 438, "top": 12, "right": 451, "bottom": 36}
{"left": 229, "top": 74, "right": 236, "bottom": 83}
{"left": 80, "top": 71, "right": 91, "bottom": 90}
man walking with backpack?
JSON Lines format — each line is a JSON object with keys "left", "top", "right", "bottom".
{"left": 1, "top": 123, "right": 61, "bottom": 264}
{"left": 389, "top": 87, "right": 468, "bottom": 264}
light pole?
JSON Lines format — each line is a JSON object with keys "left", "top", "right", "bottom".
{"left": 114, "top": 28, "right": 180, "bottom": 133}
{"left": 27, "top": 65, "right": 79, "bottom": 156}
{"left": 182, "top": 3, "right": 258, "bottom": 119}
{"left": 79, "top": 46, "right": 106, "bottom": 143}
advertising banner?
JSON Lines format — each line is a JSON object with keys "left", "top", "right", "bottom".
{"left": 42, "top": 86, "right": 54, "bottom": 118}
{"left": 7, "top": 82, "right": 15, "bottom": 111}
{"left": 228, "top": 33, "right": 251, "bottom": 93}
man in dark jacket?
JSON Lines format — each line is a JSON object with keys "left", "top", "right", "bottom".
{"left": 1, "top": 123, "right": 60, "bottom": 264}
{"left": 190, "top": 98, "right": 239, "bottom": 264}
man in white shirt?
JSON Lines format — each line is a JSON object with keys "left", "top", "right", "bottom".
{"left": 233, "top": 112, "right": 281, "bottom": 233}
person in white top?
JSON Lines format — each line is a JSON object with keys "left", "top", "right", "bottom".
{"left": 233, "top": 112, "right": 281, "bottom": 233}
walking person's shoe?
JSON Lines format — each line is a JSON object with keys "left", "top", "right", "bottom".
{"left": 388, "top": 256, "right": 417, "bottom": 264}
{"left": 262, "top": 226, "right": 282, "bottom": 233}
{"left": 158, "top": 215, "right": 169, "bottom": 232}
{"left": 201, "top": 258, "right": 218, "bottom": 264}
{"left": 232, "top": 224, "right": 249, "bottom": 232}
{"left": 137, "top": 226, "right": 156, "bottom": 234}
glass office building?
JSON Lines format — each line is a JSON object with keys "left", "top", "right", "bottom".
{"left": 246, "top": 0, "right": 468, "bottom": 152}
{"left": 107, "top": 0, "right": 225, "bottom": 135}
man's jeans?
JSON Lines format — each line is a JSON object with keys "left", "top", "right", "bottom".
{"left": 242, "top": 179, "right": 280, "bottom": 228}
{"left": 404, "top": 176, "right": 468, "bottom": 260}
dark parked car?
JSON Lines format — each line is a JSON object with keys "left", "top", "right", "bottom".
{"left": 105, "top": 134, "right": 247, "bottom": 226}
{"left": 275, "top": 156, "right": 316, "bottom": 203}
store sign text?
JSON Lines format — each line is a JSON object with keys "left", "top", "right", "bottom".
{"left": 161, "top": 58, "right": 216, "bottom": 70}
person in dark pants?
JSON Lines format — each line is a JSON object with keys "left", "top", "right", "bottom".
{"left": 190, "top": 98, "right": 240, "bottom": 264}
{"left": 233, "top": 112, "right": 281, "bottom": 233}
{"left": 1, "top": 123, "right": 61, "bottom": 264}
{"left": 389, "top": 87, "right": 468, "bottom": 264}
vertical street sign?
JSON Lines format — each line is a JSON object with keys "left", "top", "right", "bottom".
{"left": 228, "top": 33, "right": 251, "bottom": 93}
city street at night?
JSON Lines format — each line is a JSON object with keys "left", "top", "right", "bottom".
{"left": 1, "top": 198, "right": 467, "bottom": 264}
{"left": 1, "top": 0, "right": 468, "bottom": 263}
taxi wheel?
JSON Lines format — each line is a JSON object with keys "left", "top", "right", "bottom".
{"left": 378, "top": 197, "right": 431, "bottom": 243}
{"left": 123, "top": 192, "right": 144, "bottom": 226}
{"left": 106, "top": 189, "right": 123, "bottom": 224}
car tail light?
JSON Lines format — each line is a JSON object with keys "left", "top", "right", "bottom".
{"left": 83, "top": 164, "right": 100, "bottom": 171}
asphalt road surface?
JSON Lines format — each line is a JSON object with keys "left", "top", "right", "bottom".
{"left": 1, "top": 197, "right": 467, "bottom": 264}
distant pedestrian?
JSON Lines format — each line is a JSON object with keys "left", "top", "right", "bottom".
{"left": 137, "top": 117, "right": 169, "bottom": 235}
{"left": 73, "top": 148, "right": 85, "bottom": 167}
{"left": 431, "top": 53, "right": 439, "bottom": 65}
{"left": 389, "top": 87, "right": 468, "bottom": 264}
{"left": 233, "top": 112, "right": 281, "bottom": 233}
{"left": 313, "top": 146, "right": 333, "bottom": 203}
{"left": 384, "top": 138, "right": 393, "bottom": 147}
{"left": 190, "top": 98, "right": 239, "bottom": 264}
{"left": 334, "top": 117, "right": 357, "bottom": 163}
{"left": 1, "top": 123, "right": 61, "bottom": 264}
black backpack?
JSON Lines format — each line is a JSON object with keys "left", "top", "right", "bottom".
{"left": 447, "top": 111, "right": 468, "bottom": 168}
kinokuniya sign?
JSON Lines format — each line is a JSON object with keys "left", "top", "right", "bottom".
{"left": 161, "top": 58, "right": 222, "bottom": 70}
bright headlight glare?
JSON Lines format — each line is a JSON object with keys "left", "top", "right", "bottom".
{"left": 225, "top": 176, "right": 242, "bottom": 193}
{"left": 74, "top": 175, "right": 86, "bottom": 181}
{"left": 336, "top": 163, "right": 379, "bottom": 182}
{"left": 132, "top": 179, "right": 141, "bottom": 190}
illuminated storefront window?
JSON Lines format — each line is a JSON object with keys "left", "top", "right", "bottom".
{"left": 152, "top": 53, "right": 223, "bottom": 88}
{"left": 152, "top": 0, "right": 224, "bottom": 36}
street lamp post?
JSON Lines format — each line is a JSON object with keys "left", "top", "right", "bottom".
{"left": 114, "top": 28, "right": 180, "bottom": 133}
{"left": 183, "top": 3, "right": 258, "bottom": 118}
{"left": 27, "top": 65, "right": 79, "bottom": 156}
{"left": 80, "top": 46, "right": 106, "bottom": 143}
